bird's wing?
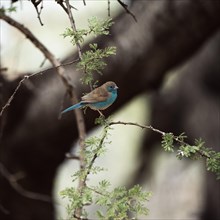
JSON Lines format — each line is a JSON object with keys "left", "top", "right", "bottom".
{"left": 81, "top": 86, "right": 109, "bottom": 103}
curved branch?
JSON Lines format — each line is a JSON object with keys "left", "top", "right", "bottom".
{"left": 0, "top": 162, "right": 51, "bottom": 202}
{"left": 0, "top": 13, "right": 73, "bottom": 96}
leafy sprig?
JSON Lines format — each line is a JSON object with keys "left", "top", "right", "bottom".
{"left": 162, "top": 133, "right": 220, "bottom": 179}
{"left": 0, "top": 5, "right": 17, "bottom": 14}
{"left": 62, "top": 17, "right": 116, "bottom": 86}
{"left": 77, "top": 43, "right": 116, "bottom": 85}
{"left": 60, "top": 122, "right": 152, "bottom": 219}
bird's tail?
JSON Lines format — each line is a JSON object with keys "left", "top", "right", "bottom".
{"left": 61, "top": 102, "right": 84, "bottom": 114}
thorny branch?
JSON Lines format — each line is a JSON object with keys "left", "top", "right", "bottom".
{"left": 62, "top": 0, "right": 87, "bottom": 218}
{"left": 117, "top": 0, "right": 137, "bottom": 22}
{"left": 78, "top": 120, "right": 215, "bottom": 192}
{"left": 0, "top": 13, "right": 74, "bottom": 95}
{"left": 31, "top": 0, "right": 44, "bottom": 26}
{"left": 108, "top": 121, "right": 212, "bottom": 159}
{"left": 83, "top": 127, "right": 108, "bottom": 184}
{"left": 0, "top": 59, "right": 79, "bottom": 117}
{"left": 64, "top": 0, "right": 83, "bottom": 60}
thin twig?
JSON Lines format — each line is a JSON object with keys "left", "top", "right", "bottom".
{"left": 109, "top": 121, "right": 165, "bottom": 135}
{"left": 108, "top": 121, "right": 211, "bottom": 159}
{"left": 107, "top": 0, "right": 111, "bottom": 17}
{"left": 0, "top": 74, "right": 34, "bottom": 117}
{"left": 0, "top": 13, "right": 73, "bottom": 96}
{"left": 0, "top": 162, "right": 51, "bottom": 202}
{"left": 63, "top": 1, "right": 87, "bottom": 218}
{"left": 80, "top": 120, "right": 167, "bottom": 187}
{"left": 117, "top": 0, "right": 137, "bottom": 22}
{"left": 56, "top": 0, "right": 68, "bottom": 14}
{"left": 83, "top": 127, "right": 108, "bottom": 184}
{"left": 64, "top": 0, "right": 83, "bottom": 60}
{"left": 31, "top": 0, "right": 44, "bottom": 26}
{"left": 56, "top": 0, "right": 78, "bottom": 13}
{"left": 0, "top": 59, "right": 78, "bottom": 117}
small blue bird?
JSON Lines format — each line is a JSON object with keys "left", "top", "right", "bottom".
{"left": 61, "top": 81, "right": 118, "bottom": 115}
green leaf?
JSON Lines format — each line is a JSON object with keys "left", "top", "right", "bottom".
{"left": 162, "top": 133, "right": 174, "bottom": 152}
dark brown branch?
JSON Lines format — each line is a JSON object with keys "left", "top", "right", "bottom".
{"left": 56, "top": 0, "right": 68, "bottom": 14}
{"left": 31, "top": 0, "right": 44, "bottom": 26}
{"left": 117, "top": 0, "right": 137, "bottom": 22}
{"left": 0, "top": 162, "right": 51, "bottom": 202}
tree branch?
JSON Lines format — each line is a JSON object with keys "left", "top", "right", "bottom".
{"left": 64, "top": 0, "right": 83, "bottom": 60}
{"left": 0, "top": 59, "right": 78, "bottom": 117}
{"left": 31, "top": 0, "right": 44, "bottom": 26}
{"left": 0, "top": 13, "right": 73, "bottom": 95}
{"left": 108, "top": 121, "right": 212, "bottom": 159}
{"left": 0, "top": 162, "right": 51, "bottom": 202}
{"left": 63, "top": 1, "right": 87, "bottom": 218}
{"left": 117, "top": 0, "right": 137, "bottom": 22}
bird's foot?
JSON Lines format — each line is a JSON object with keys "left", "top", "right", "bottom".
{"left": 97, "top": 110, "right": 105, "bottom": 118}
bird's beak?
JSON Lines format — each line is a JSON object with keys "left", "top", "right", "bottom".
{"left": 115, "top": 86, "right": 119, "bottom": 89}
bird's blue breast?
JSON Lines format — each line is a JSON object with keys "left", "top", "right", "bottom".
{"left": 89, "top": 91, "right": 117, "bottom": 110}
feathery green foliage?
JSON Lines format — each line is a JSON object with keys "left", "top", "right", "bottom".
{"left": 60, "top": 122, "right": 152, "bottom": 219}
{"left": 162, "top": 133, "right": 220, "bottom": 179}
{"left": 62, "top": 17, "right": 116, "bottom": 85}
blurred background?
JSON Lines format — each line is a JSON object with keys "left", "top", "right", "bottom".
{"left": 0, "top": 0, "right": 220, "bottom": 220}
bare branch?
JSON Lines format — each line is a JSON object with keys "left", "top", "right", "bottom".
{"left": 108, "top": 121, "right": 211, "bottom": 159}
{"left": 0, "top": 73, "right": 34, "bottom": 117}
{"left": 0, "top": 162, "right": 51, "bottom": 202}
{"left": 56, "top": 0, "right": 78, "bottom": 13}
{"left": 108, "top": 0, "right": 111, "bottom": 17}
{"left": 0, "top": 13, "right": 73, "bottom": 95}
{"left": 0, "top": 59, "right": 78, "bottom": 117}
{"left": 108, "top": 121, "right": 165, "bottom": 135}
{"left": 56, "top": 0, "right": 68, "bottom": 14}
{"left": 30, "top": 0, "right": 44, "bottom": 26}
{"left": 64, "top": 0, "right": 83, "bottom": 60}
{"left": 117, "top": 0, "right": 137, "bottom": 22}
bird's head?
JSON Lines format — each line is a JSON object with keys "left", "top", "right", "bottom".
{"left": 105, "top": 81, "right": 119, "bottom": 93}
